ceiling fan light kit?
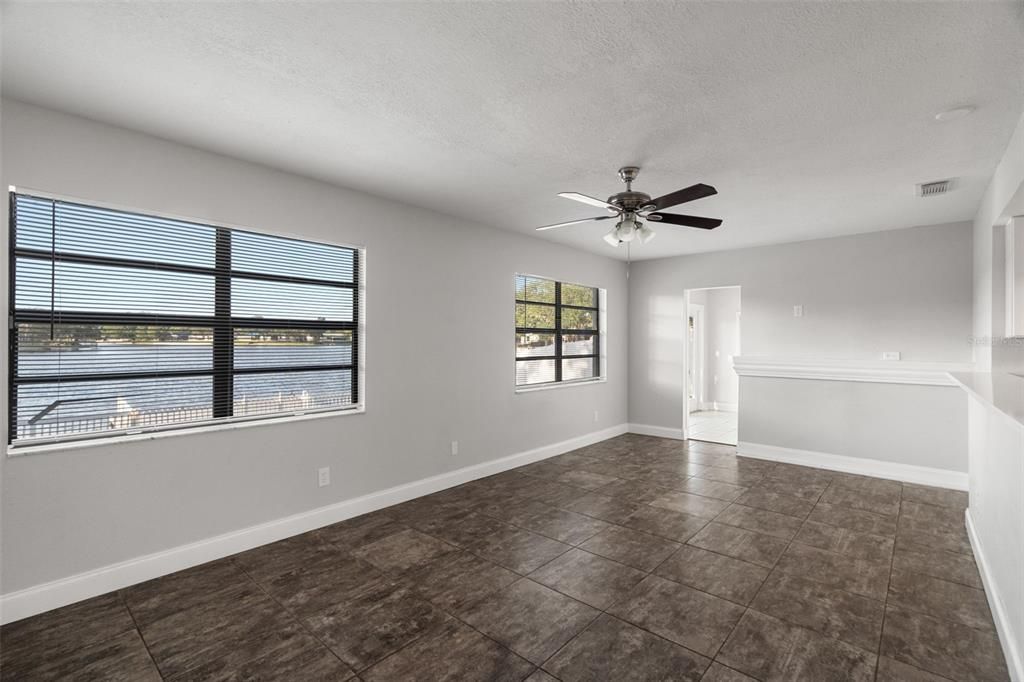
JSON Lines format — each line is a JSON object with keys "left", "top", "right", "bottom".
{"left": 537, "top": 166, "right": 722, "bottom": 247}
{"left": 637, "top": 224, "right": 656, "bottom": 244}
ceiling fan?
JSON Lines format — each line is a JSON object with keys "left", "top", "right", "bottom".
{"left": 536, "top": 167, "right": 722, "bottom": 246}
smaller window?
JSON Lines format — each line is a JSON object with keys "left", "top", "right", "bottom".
{"left": 515, "top": 274, "right": 602, "bottom": 387}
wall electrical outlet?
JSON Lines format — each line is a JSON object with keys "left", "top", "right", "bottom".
{"left": 317, "top": 467, "right": 330, "bottom": 487}
{"left": 793, "top": 305, "right": 804, "bottom": 317}
{"left": 451, "top": 440, "right": 459, "bottom": 456}
{"left": 882, "top": 351, "right": 901, "bottom": 361}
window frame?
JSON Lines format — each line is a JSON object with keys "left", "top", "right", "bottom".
{"left": 7, "top": 187, "right": 366, "bottom": 451}
{"left": 514, "top": 274, "right": 604, "bottom": 390}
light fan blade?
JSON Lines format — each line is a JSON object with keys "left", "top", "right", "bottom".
{"left": 645, "top": 183, "right": 717, "bottom": 212}
{"left": 645, "top": 213, "right": 722, "bottom": 230}
{"left": 535, "top": 215, "right": 614, "bottom": 231}
{"left": 558, "top": 192, "right": 618, "bottom": 210}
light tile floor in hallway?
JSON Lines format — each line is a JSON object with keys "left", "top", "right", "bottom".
{"left": 688, "top": 409, "right": 738, "bottom": 445}
{"left": 0, "top": 434, "right": 1008, "bottom": 681}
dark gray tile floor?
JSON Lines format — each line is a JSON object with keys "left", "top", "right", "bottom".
{"left": 0, "top": 434, "right": 1010, "bottom": 681}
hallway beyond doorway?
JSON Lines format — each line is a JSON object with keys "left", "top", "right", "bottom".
{"left": 686, "top": 285, "right": 741, "bottom": 446}
{"left": 687, "top": 409, "right": 738, "bottom": 445}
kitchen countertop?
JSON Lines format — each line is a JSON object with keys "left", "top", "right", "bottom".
{"left": 950, "top": 371, "right": 1024, "bottom": 431}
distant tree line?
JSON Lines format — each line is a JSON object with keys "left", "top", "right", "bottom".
{"left": 516, "top": 277, "right": 598, "bottom": 330}
{"left": 19, "top": 324, "right": 352, "bottom": 348}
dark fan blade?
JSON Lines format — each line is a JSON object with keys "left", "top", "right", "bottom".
{"left": 536, "top": 215, "right": 614, "bottom": 231}
{"left": 558, "top": 192, "right": 617, "bottom": 210}
{"left": 645, "top": 213, "right": 722, "bottom": 230}
{"left": 646, "top": 183, "right": 717, "bottom": 212}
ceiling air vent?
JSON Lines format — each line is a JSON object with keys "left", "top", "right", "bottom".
{"left": 916, "top": 179, "right": 955, "bottom": 197}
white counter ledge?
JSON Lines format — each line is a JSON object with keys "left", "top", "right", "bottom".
{"left": 954, "top": 369, "right": 1024, "bottom": 680}
{"left": 950, "top": 371, "right": 1024, "bottom": 431}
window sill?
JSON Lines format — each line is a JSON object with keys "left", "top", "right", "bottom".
{"left": 6, "top": 405, "right": 366, "bottom": 457}
{"left": 515, "top": 377, "right": 606, "bottom": 394}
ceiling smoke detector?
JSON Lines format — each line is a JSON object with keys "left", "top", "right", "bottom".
{"left": 916, "top": 179, "right": 955, "bottom": 197}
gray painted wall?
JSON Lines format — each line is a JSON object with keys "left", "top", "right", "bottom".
{"left": 628, "top": 222, "right": 973, "bottom": 471}
{"left": 741, "top": 377, "right": 967, "bottom": 472}
{"left": 0, "top": 100, "right": 629, "bottom": 594}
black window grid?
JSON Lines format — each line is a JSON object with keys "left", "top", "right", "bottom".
{"left": 8, "top": 191, "right": 362, "bottom": 446}
{"left": 515, "top": 279, "right": 601, "bottom": 385}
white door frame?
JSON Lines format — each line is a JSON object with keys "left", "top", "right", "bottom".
{"left": 687, "top": 302, "right": 705, "bottom": 415}
{"left": 683, "top": 294, "right": 706, "bottom": 440}
{"left": 683, "top": 286, "right": 741, "bottom": 440}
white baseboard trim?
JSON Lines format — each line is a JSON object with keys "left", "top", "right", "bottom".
{"left": 966, "top": 508, "right": 1023, "bottom": 682}
{"left": 628, "top": 423, "right": 685, "bottom": 440}
{"left": 0, "top": 423, "right": 628, "bottom": 625}
{"left": 737, "top": 441, "right": 968, "bottom": 490}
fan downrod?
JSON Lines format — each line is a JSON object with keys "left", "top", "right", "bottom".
{"left": 610, "top": 167, "right": 651, "bottom": 211}
{"left": 618, "top": 166, "right": 640, "bottom": 190}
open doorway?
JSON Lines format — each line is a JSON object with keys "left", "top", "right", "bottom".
{"left": 685, "top": 286, "right": 740, "bottom": 445}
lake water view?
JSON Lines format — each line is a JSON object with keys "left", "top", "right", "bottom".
{"left": 14, "top": 342, "right": 354, "bottom": 440}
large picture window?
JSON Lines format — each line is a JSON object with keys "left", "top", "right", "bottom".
{"left": 515, "top": 274, "right": 601, "bottom": 387}
{"left": 8, "top": 192, "right": 362, "bottom": 447}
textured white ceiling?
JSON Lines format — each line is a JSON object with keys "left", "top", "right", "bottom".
{"left": 2, "top": 2, "right": 1023, "bottom": 260}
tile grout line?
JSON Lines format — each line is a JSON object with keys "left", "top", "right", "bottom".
{"left": 279, "top": 447, "right": 983, "bottom": 679}
{"left": 781, "top": 476, "right": 996, "bottom": 677}
{"left": 703, "top": 469, "right": 917, "bottom": 672}
{"left": 358, "top": 510, "right": 565, "bottom": 679}
{"left": 461, "top": 445, "right": 745, "bottom": 676}
{"left": 400, "top": 499, "right": 623, "bottom": 677}
{"left": 3, "top": 435, "right": 986, "bottom": 682}
{"left": 702, "top": 461, "right": 816, "bottom": 673}
{"left": 227, "top": 559, "right": 358, "bottom": 678}
{"left": 246, "top": 457, "right": 958, "bottom": 681}
{"left": 739, "top": 476, "right": 880, "bottom": 632}
{"left": 873, "top": 486, "right": 903, "bottom": 682}
{"left": 876, "top": 488, "right": 979, "bottom": 681}
{"left": 527, "top": 448, "right": 773, "bottom": 678}
{"left": 321, "top": 530, "right": 542, "bottom": 680}
{"left": 878, "top": 493, "right": 998, "bottom": 679}
{"left": 117, "top": 589, "right": 167, "bottom": 681}
{"left": 730, "top": 473, "right": 971, "bottom": 681}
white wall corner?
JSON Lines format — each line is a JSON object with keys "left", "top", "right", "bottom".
{"left": 0, "top": 423, "right": 628, "bottom": 625}
{"left": 966, "top": 509, "right": 1024, "bottom": 682}
{"left": 737, "top": 441, "right": 968, "bottom": 490}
